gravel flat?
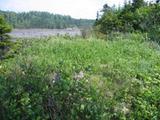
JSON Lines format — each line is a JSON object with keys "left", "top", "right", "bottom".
{"left": 9, "top": 28, "right": 81, "bottom": 38}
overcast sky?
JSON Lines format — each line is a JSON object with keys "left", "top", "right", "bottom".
{"left": 0, "top": 0, "right": 152, "bottom": 19}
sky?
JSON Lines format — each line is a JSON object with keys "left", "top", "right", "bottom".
{"left": 0, "top": 0, "right": 152, "bottom": 19}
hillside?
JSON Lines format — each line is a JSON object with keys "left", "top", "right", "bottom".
{"left": 0, "top": 10, "right": 95, "bottom": 29}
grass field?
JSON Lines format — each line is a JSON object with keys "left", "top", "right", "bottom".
{"left": 0, "top": 33, "right": 160, "bottom": 119}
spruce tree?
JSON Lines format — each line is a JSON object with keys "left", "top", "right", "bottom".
{"left": 0, "top": 15, "right": 12, "bottom": 59}
{"left": 132, "top": 0, "right": 145, "bottom": 10}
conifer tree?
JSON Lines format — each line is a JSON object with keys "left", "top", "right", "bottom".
{"left": 0, "top": 15, "right": 12, "bottom": 59}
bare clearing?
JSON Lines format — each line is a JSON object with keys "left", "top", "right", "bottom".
{"left": 9, "top": 28, "right": 81, "bottom": 38}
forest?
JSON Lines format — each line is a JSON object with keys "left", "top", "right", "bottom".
{"left": 0, "top": 10, "right": 94, "bottom": 29}
{"left": 95, "top": 0, "right": 160, "bottom": 43}
{"left": 0, "top": 0, "right": 160, "bottom": 120}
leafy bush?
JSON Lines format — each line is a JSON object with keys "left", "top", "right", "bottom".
{"left": 148, "top": 25, "right": 160, "bottom": 43}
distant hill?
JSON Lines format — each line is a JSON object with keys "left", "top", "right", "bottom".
{"left": 0, "top": 10, "right": 95, "bottom": 29}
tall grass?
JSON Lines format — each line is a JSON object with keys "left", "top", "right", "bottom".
{"left": 0, "top": 34, "right": 160, "bottom": 119}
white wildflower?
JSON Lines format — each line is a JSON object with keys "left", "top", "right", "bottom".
{"left": 74, "top": 71, "right": 84, "bottom": 80}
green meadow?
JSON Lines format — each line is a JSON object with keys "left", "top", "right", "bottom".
{"left": 1, "top": 33, "right": 160, "bottom": 119}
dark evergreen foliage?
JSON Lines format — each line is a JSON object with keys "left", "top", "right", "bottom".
{"left": 95, "top": 1, "right": 160, "bottom": 42}
{"left": 0, "top": 11, "right": 95, "bottom": 29}
{"left": 0, "top": 15, "right": 12, "bottom": 59}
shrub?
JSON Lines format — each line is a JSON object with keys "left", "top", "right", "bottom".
{"left": 148, "top": 25, "right": 160, "bottom": 43}
{"left": 0, "top": 63, "right": 106, "bottom": 120}
{"left": 0, "top": 15, "right": 12, "bottom": 59}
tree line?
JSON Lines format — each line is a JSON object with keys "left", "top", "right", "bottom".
{"left": 95, "top": 0, "right": 160, "bottom": 42}
{"left": 0, "top": 10, "right": 94, "bottom": 29}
